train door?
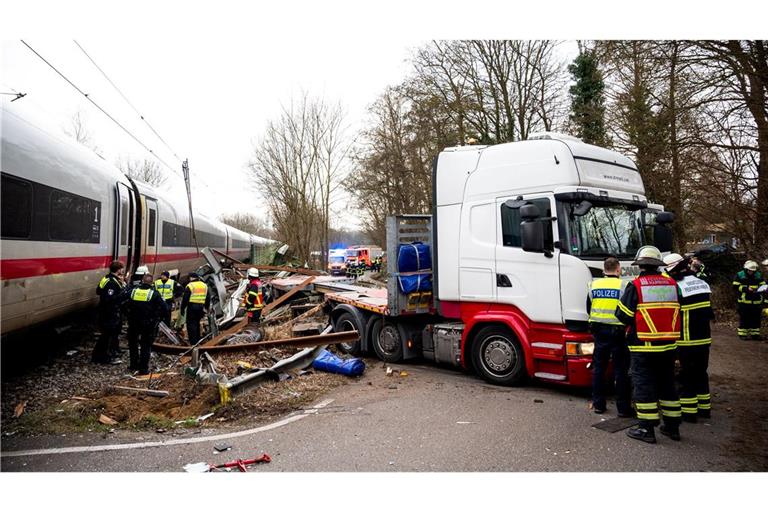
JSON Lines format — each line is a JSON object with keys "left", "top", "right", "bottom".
{"left": 114, "top": 183, "right": 137, "bottom": 274}
{"left": 144, "top": 198, "right": 159, "bottom": 274}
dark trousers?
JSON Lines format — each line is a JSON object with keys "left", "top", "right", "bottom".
{"left": 186, "top": 307, "right": 204, "bottom": 345}
{"left": 127, "top": 323, "right": 155, "bottom": 373}
{"left": 631, "top": 350, "right": 681, "bottom": 429}
{"left": 737, "top": 304, "right": 762, "bottom": 337}
{"left": 590, "top": 324, "right": 631, "bottom": 414}
{"left": 162, "top": 299, "right": 173, "bottom": 327}
{"left": 248, "top": 308, "right": 262, "bottom": 324}
{"left": 92, "top": 323, "right": 120, "bottom": 363}
{"left": 678, "top": 344, "right": 711, "bottom": 418}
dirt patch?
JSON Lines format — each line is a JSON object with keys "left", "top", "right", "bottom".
{"left": 708, "top": 324, "right": 768, "bottom": 470}
{"left": 1, "top": 315, "right": 353, "bottom": 436}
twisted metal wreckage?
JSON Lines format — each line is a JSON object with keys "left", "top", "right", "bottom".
{"left": 151, "top": 247, "right": 360, "bottom": 404}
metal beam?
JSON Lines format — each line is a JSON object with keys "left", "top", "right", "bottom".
{"left": 152, "top": 329, "right": 358, "bottom": 354}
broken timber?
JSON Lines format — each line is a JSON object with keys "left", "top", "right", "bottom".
{"left": 109, "top": 386, "right": 170, "bottom": 398}
{"left": 262, "top": 276, "right": 315, "bottom": 316}
{"left": 153, "top": 329, "right": 358, "bottom": 353}
{"left": 234, "top": 264, "right": 325, "bottom": 276}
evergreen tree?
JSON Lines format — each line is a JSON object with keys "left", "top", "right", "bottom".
{"left": 568, "top": 51, "right": 608, "bottom": 145}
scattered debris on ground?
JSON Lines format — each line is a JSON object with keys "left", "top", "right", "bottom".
{"left": 1, "top": 255, "right": 364, "bottom": 436}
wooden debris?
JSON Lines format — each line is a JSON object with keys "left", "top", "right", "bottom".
{"left": 154, "top": 329, "right": 359, "bottom": 353}
{"left": 71, "top": 396, "right": 91, "bottom": 401}
{"left": 263, "top": 276, "right": 316, "bottom": 316}
{"left": 13, "top": 401, "right": 27, "bottom": 418}
{"left": 131, "top": 372, "right": 165, "bottom": 381}
{"left": 292, "top": 322, "right": 324, "bottom": 337}
{"left": 234, "top": 264, "right": 324, "bottom": 276}
{"left": 110, "top": 386, "right": 170, "bottom": 398}
{"left": 99, "top": 414, "right": 118, "bottom": 425}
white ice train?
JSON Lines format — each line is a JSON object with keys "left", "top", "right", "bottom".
{"left": 0, "top": 105, "right": 275, "bottom": 334}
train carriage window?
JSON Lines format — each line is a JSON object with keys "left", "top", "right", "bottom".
{"left": 148, "top": 208, "right": 156, "bottom": 246}
{"left": 1, "top": 174, "right": 33, "bottom": 239}
{"left": 49, "top": 189, "right": 101, "bottom": 243}
{"left": 120, "top": 198, "right": 129, "bottom": 245}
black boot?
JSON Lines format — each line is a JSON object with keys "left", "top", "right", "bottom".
{"left": 682, "top": 414, "right": 698, "bottom": 423}
{"left": 698, "top": 409, "right": 711, "bottom": 419}
{"left": 627, "top": 426, "right": 656, "bottom": 444}
{"left": 660, "top": 424, "right": 681, "bottom": 441}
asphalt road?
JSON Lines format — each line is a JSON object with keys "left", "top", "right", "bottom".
{"left": 2, "top": 325, "right": 766, "bottom": 472}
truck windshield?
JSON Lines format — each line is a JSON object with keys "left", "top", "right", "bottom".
{"left": 565, "top": 203, "right": 644, "bottom": 259}
{"left": 329, "top": 256, "right": 345, "bottom": 264}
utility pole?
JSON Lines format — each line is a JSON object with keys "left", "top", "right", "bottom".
{"left": 182, "top": 159, "right": 200, "bottom": 253}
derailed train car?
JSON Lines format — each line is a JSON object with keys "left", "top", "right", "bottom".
{"left": 0, "top": 105, "right": 275, "bottom": 334}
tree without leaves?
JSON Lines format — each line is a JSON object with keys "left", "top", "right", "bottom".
{"left": 218, "top": 212, "right": 275, "bottom": 239}
{"left": 63, "top": 110, "right": 102, "bottom": 156}
{"left": 248, "top": 93, "right": 349, "bottom": 267}
{"left": 115, "top": 155, "right": 167, "bottom": 188}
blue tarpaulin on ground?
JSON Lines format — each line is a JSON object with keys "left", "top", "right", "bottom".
{"left": 312, "top": 349, "right": 366, "bottom": 377}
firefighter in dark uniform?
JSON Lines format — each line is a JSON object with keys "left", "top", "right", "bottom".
{"left": 181, "top": 272, "right": 210, "bottom": 345}
{"left": 154, "top": 271, "right": 181, "bottom": 327}
{"left": 586, "top": 257, "right": 632, "bottom": 417}
{"left": 126, "top": 273, "right": 168, "bottom": 375}
{"left": 732, "top": 260, "right": 765, "bottom": 340}
{"left": 244, "top": 267, "right": 265, "bottom": 324}
{"left": 689, "top": 256, "right": 709, "bottom": 282}
{"left": 664, "top": 253, "right": 715, "bottom": 422}
{"left": 92, "top": 260, "right": 128, "bottom": 365}
{"left": 615, "top": 246, "right": 682, "bottom": 443}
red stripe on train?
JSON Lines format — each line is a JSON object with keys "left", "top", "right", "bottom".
{"left": 1, "top": 250, "right": 250, "bottom": 280}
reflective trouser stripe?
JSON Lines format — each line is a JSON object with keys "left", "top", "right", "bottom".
{"left": 659, "top": 399, "right": 682, "bottom": 418}
{"left": 635, "top": 402, "right": 659, "bottom": 421}
{"left": 697, "top": 394, "right": 711, "bottom": 410}
{"left": 680, "top": 396, "right": 698, "bottom": 414}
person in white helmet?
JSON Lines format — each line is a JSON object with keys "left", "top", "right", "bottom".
{"left": 615, "top": 246, "right": 683, "bottom": 443}
{"left": 244, "top": 268, "right": 265, "bottom": 324}
{"left": 129, "top": 265, "right": 151, "bottom": 290}
{"left": 664, "top": 252, "right": 715, "bottom": 421}
{"left": 732, "top": 260, "right": 765, "bottom": 340}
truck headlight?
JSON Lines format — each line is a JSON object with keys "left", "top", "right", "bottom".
{"left": 566, "top": 341, "right": 594, "bottom": 356}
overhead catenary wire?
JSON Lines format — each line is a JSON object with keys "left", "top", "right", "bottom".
{"left": 71, "top": 40, "right": 217, "bottom": 192}
{"left": 20, "top": 39, "right": 183, "bottom": 180}
{"left": 73, "top": 40, "right": 183, "bottom": 164}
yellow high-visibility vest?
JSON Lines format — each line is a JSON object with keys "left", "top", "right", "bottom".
{"left": 131, "top": 288, "right": 154, "bottom": 302}
{"left": 187, "top": 281, "right": 208, "bottom": 304}
{"left": 154, "top": 278, "right": 175, "bottom": 300}
{"left": 588, "top": 277, "right": 624, "bottom": 326}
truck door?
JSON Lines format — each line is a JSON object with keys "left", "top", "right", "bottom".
{"left": 495, "top": 194, "right": 562, "bottom": 324}
{"left": 114, "top": 183, "right": 137, "bottom": 275}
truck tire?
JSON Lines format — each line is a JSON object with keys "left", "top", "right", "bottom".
{"left": 470, "top": 325, "right": 526, "bottom": 386}
{"left": 333, "top": 311, "right": 363, "bottom": 355}
{"left": 372, "top": 320, "right": 404, "bottom": 363}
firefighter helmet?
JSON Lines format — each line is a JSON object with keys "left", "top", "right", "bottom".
{"left": 135, "top": 265, "right": 149, "bottom": 275}
{"left": 247, "top": 267, "right": 259, "bottom": 278}
{"left": 744, "top": 260, "right": 758, "bottom": 271}
{"left": 662, "top": 252, "right": 685, "bottom": 271}
{"left": 633, "top": 246, "right": 665, "bottom": 267}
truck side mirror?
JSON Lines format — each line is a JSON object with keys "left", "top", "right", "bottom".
{"left": 520, "top": 204, "right": 544, "bottom": 253}
{"left": 654, "top": 211, "right": 675, "bottom": 252}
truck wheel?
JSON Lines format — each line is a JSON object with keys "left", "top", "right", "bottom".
{"left": 333, "top": 311, "right": 362, "bottom": 355}
{"left": 471, "top": 326, "right": 526, "bottom": 386}
{"left": 372, "top": 321, "right": 404, "bottom": 363}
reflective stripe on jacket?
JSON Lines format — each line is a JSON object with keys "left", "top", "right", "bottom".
{"left": 154, "top": 279, "right": 175, "bottom": 301}
{"left": 131, "top": 288, "right": 155, "bottom": 302}
{"left": 588, "top": 277, "right": 624, "bottom": 325}
{"left": 632, "top": 274, "right": 680, "bottom": 350}
{"left": 186, "top": 281, "right": 208, "bottom": 304}
{"left": 676, "top": 274, "right": 714, "bottom": 346}
{"left": 732, "top": 270, "right": 764, "bottom": 305}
